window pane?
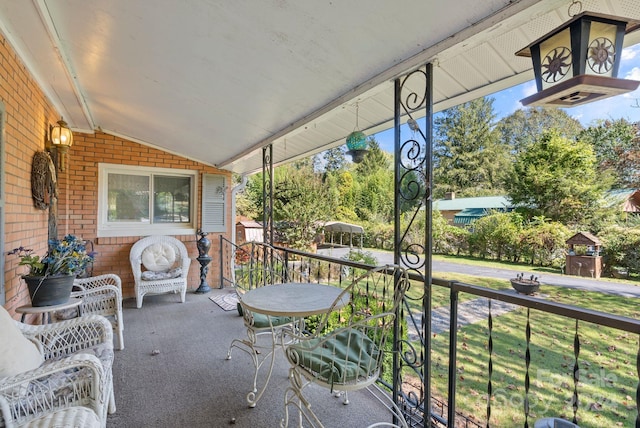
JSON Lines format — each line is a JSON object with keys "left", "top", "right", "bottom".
{"left": 153, "top": 176, "right": 191, "bottom": 223}
{"left": 108, "top": 174, "right": 150, "bottom": 222}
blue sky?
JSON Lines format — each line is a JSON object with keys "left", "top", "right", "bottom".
{"left": 373, "top": 43, "right": 640, "bottom": 153}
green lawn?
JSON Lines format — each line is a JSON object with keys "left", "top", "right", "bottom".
{"left": 303, "top": 249, "right": 639, "bottom": 426}
{"left": 420, "top": 270, "right": 640, "bottom": 427}
{"left": 433, "top": 254, "right": 640, "bottom": 285}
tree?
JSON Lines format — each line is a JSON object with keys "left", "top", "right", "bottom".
{"left": 518, "top": 216, "right": 570, "bottom": 266}
{"left": 496, "top": 107, "right": 583, "bottom": 154}
{"left": 579, "top": 119, "right": 640, "bottom": 188}
{"left": 325, "top": 170, "right": 358, "bottom": 221}
{"left": 236, "top": 173, "right": 264, "bottom": 220}
{"left": 322, "top": 147, "right": 347, "bottom": 173}
{"left": 349, "top": 138, "right": 395, "bottom": 223}
{"left": 467, "top": 211, "right": 521, "bottom": 260}
{"left": 353, "top": 167, "right": 394, "bottom": 223}
{"left": 236, "top": 164, "right": 334, "bottom": 250}
{"left": 355, "top": 137, "right": 390, "bottom": 175}
{"left": 504, "top": 131, "right": 610, "bottom": 224}
{"left": 431, "top": 209, "right": 469, "bottom": 255}
{"left": 272, "top": 164, "right": 334, "bottom": 250}
{"left": 433, "top": 97, "right": 510, "bottom": 198}
{"left": 599, "top": 226, "right": 640, "bottom": 275}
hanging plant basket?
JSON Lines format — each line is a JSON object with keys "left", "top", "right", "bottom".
{"left": 23, "top": 274, "right": 75, "bottom": 307}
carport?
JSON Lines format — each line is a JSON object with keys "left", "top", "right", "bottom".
{"left": 323, "top": 221, "right": 364, "bottom": 248}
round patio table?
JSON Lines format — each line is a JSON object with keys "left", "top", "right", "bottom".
{"left": 240, "top": 282, "right": 348, "bottom": 317}
{"left": 235, "top": 282, "right": 349, "bottom": 407}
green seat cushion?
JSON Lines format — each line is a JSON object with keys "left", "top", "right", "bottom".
{"left": 237, "top": 302, "right": 292, "bottom": 328}
{"left": 287, "top": 329, "right": 380, "bottom": 386}
{"left": 251, "top": 311, "right": 293, "bottom": 329}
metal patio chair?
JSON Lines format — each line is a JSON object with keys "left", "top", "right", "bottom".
{"left": 281, "top": 264, "right": 410, "bottom": 428}
{"left": 226, "top": 243, "right": 299, "bottom": 407}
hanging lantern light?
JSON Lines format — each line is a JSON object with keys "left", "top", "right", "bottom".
{"left": 345, "top": 103, "right": 369, "bottom": 163}
{"left": 516, "top": 7, "right": 640, "bottom": 107}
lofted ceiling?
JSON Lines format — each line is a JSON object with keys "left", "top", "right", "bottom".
{"left": 1, "top": 0, "right": 639, "bottom": 174}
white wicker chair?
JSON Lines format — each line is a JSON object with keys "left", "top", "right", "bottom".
{"left": 0, "top": 315, "right": 115, "bottom": 428}
{"left": 281, "top": 265, "right": 409, "bottom": 428}
{"left": 129, "top": 235, "right": 191, "bottom": 308}
{"left": 72, "top": 274, "right": 125, "bottom": 350}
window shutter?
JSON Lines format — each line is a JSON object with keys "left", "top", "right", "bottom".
{"left": 202, "top": 174, "right": 226, "bottom": 233}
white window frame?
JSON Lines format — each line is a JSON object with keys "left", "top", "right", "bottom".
{"left": 97, "top": 163, "right": 198, "bottom": 237}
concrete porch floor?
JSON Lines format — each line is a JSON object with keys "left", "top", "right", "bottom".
{"left": 106, "top": 288, "right": 397, "bottom": 427}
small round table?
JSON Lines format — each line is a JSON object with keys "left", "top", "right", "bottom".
{"left": 236, "top": 283, "right": 349, "bottom": 407}
{"left": 16, "top": 299, "right": 83, "bottom": 324}
{"left": 241, "top": 283, "right": 348, "bottom": 316}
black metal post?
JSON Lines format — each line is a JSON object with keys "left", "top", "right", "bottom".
{"left": 447, "top": 285, "right": 459, "bottom": 425}
{"left": 262, "top": 145, "right": 274, "bottom": 246}
{"left": 394, "top": 62, "right": 433, "bottom": 426}
{"left": 219, "top": 234, "right": 224, "bottom": 289}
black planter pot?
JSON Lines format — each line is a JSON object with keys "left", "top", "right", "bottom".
{"left": 510, "top": 279, "right": 540, "bottom": 295}
{"left": 23, "top": 274, "right": 75, "bottom": 307}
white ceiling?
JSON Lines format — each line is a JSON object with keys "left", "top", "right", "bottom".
{"left": 1, "top": 0, "right": 639, "bottom": 174}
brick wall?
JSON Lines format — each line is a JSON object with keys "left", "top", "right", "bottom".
{"left": 0, "top": 31, "right": 232, "bottom": 316}
{"left": 58, "top": 131, "right": 231, "bottom": 298}
{"left": 1, "top": 34, "right": 59, "bottom": 315}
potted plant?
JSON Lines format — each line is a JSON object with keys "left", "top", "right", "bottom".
{"left": 510, "top": 272, "right": 540, "bottom": 295}
{"left": 8, "top": 235, "right": 95, "bottom": 307}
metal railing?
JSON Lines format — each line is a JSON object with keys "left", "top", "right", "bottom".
{"left": 220, "top": 238, "right": 640, "bottom": 427}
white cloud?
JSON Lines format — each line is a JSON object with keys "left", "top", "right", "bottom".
{"left": 511, "top": 98, "right": 523, "bottom": 112}
{"left": 621, "top": 84, "right": 640, "bottom": 101}
{"left": 624, "top": 66, "right": 640, "bottom": 81}
{"left": 621, "top": 45, "right": 639, "bottom": 61}
{"left": 572, "top": 112, "right": 584, "bottom": 121}
{"left": 521, "top": 81, "right": 537, "bottom": 98}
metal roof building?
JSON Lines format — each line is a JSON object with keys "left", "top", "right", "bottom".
{"left": 434, "top": 196, "right": 512, "bottom": 225}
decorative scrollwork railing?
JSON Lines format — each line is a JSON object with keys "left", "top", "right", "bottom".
{"left": 394, "top": 64, "right": 433, "bottom": 426}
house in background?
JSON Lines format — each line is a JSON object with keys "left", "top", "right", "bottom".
{"left": 435, "top": 189, "right": 640, "bottom": 226}
{"left": 605, "top": 189, "right": 640, "bottom": 216}
{"left": 434, "top": 193, "right": 512, "bottom": 226}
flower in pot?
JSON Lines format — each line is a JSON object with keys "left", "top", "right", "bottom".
{"left": 8, "top": 235, "right": 95, "bottom": 306}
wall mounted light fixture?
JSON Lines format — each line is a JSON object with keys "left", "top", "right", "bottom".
{"left": 515, "top": 8, "right": 640, "bottom": 108}
{"left": 46, "top": 118, "right": 73, "bottom": 171}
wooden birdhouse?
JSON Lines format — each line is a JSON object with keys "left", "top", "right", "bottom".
{"left": 565, "top": 231, "right": 602, "bottom": 278}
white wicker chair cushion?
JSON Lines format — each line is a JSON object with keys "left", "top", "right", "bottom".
{"left": 141, "top": 267, "right": 183, "bottom": 281}
{"left": 141, "top": 242, "right": 176, "bottom": 271}
{"left": 0, "top": 306, "right": 43, "bottom": 378}
{"left": 21, "top": 406, "right": 101, "bottom": 428}
{"left": 25, "top": 341, "right": 115, "bottom": 407}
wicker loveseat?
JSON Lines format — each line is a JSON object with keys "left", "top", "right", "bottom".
{"left": 0, "top": 309, "right": 115, "bottom": 427}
